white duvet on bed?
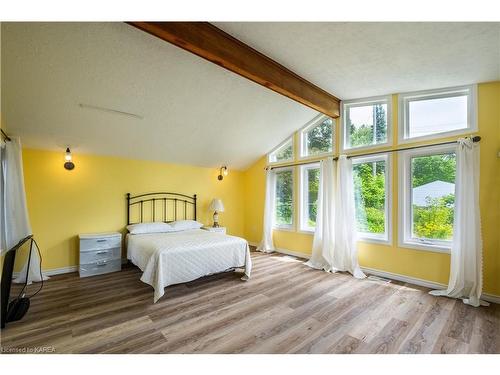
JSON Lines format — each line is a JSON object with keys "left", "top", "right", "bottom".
{"left": 127, "top": 229, "right": 252, "bottom": 302}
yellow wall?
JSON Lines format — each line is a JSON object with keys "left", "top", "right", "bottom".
{"left": 19, "top": 150, "right": 245, "bottom": 271}
{"left": 7, "top": 82, "right": 500, "bottom": 297}
{"left": 243, "top": 81, "right": 500, "bottom": 296}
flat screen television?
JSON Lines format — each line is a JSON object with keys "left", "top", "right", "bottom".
{"left": 1, "top": 235, "right": 33, "bottom": 328}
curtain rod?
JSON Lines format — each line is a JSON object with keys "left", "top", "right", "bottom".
{"left": 1, "top": 129, "right": 11, "bottom": 142}
{"left": 266, "top": 136, "right": 481, "bottom": 170}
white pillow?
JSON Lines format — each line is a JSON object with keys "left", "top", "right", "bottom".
{"left": 170, "top": 220, "right": 204, "bottom": 231}
{"left": 127, "top": 222, "right": 173, "bottom": 234}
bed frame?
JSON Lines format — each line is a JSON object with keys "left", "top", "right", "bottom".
{"left": 126, "top": 192, "right": 197, "bottom": 225}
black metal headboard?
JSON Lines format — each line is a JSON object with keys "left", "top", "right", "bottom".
{"left": 126, "top": 192, "right": 197, "bottom": 225}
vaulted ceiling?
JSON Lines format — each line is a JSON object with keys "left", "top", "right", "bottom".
{"left": 2, "top": 22, "right": 499, "bottom": 170}
{"left": 214, "top": 22, "right": 500, "bottom": 100}
{"left": 1, "top": 22, "right": 316, "bottom": 170}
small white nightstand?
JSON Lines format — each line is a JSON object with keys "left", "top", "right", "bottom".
{"left": 79, "top": 232, "right": 122, "bottom": 278}
{"left": 202, "top": 226, "right": 226, "bottom": 235}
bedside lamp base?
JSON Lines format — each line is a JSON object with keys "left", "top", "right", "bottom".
{"left": 212, "top": 211, "right": 220, "bottom": 227}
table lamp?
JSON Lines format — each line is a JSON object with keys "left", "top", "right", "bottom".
{"left": 209, "top": 199, "right": 224, "bottom": 227}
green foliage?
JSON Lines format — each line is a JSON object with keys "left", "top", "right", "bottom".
{"left": 307, "top": 119, "right": 333, "bottom": 155}
{"left": 374, "top": 104, "right": 387, "bottom": 143}
{"left": 275, "top": 170, "right": 293, "bottom": 225}
{"left": 274, "top": 143, "right": 293, "bottom": 162}
{"left": 353, "top": 161, "right": 386, "bottom": 234}
{"left": 307, "top": 168, "right": 320, "bottom": 225}
{"left": 412, "top": 154, "right": 456, "bottom": 187}
{"left": 411, "top": 153, "right": 456, "bottom": 240}
{"left": 347, "top": 104, "right": 387, "bottom": 147}
{"left": 270, "top": 126, "right": 457, "bottom": 241}
{"left": 350, "top": 125, "right": 374, "bottom": 148}
{"left": 363, "top": 207, "right": 385, "bottom": 233}
{"left": 352, "top": 153, "right": 456, "bottom": 239}
{"left": 413, "top": 195, "right": 454, "bottom": 240}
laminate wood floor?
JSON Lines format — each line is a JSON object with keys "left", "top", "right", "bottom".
{"left": 1, "top": 250, "right": 498, "bottom": 354}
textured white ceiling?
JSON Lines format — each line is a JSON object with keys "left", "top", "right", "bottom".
{"left": 1, "top": 22, "right": 316, "bottom": 170}
{"left": 215, "top": 22, "right": 500, "bottom": 100}
{"left": 2, "top": 23, "right": 499, "bottom": 171}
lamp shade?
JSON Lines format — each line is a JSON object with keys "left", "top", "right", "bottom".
{"left": 209, "top": 198, "right": 224, "bottom": 212}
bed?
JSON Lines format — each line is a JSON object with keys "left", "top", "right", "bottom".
{"left": 125, "top": 192, "right": 251, "bottom": 302}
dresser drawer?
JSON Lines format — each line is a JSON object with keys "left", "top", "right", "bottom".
{"left": 80, "top": 236, "right": 121, "bottom": 252}
{"left": 79, "top": 259, "right": 121, "bottom": 278}
{"left": 80, "top": 246, "right": 121, "bottom": 264}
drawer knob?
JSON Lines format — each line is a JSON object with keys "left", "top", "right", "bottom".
{"left": 96, "top": 250, "right": 109, "bottom": 255}
{"left": 96, "top": 239, "right": 107, "bottom": 243}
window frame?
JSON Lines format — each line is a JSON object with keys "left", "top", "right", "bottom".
{"left": 351, "top": 153, "right": 392, "bottom": 245}
{"left": 398, "top": 85, "right": 477, "bottom": 144}
{"left": 398, "top": 144, "right": 456, "bottom": 253}
{"left": 299, "top": 163, "right": 320, "bottom": 233}
{"left": 341, "top": 95, "right": 392, "bottom": 152}
{"left": 268, "top": 136, "right": 294, "bottom": 164}
{"left": 273, "top": 166, "right": 295, "bottom": 231}
{"left": 299, "top": 115, "right": 335, "bottom": 159}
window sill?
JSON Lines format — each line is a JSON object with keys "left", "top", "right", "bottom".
{"left": 297, "top": 229, "right": 315, "bottom": 235}
{"left": 357, "top": 237, "right": 392, "bottom": 246}
{"left": 398, "top": 240, "right": 451, "bottom": 254}
{"left": 272, "top": 226, "right": 295, "bottom": 233}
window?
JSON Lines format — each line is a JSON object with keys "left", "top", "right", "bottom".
{"left": 300, "top": 116, "right": 334, "bottom": 158}
{"left": 398, "top": 85, "right": 476, "bottom": 143}
{"left": 268, "top": 137, "right": 294, "bottom": 164}
{"left": 342, "top": 96, "right": 391, "bottom": 151}
{"left": 299, "top": 164, "right": 320, "bottom": 231}
{"left": 274, "top": 168, "right": 294, "bottom": 229}
{"left": 399, "top": 144, "right": 456, "bottom": 252}
{"left": 352, "top": 154, "right": 391, "bottom": 243}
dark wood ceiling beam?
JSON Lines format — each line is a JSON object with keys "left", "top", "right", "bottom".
{"left": 128, "top": 22, "right": 340, "bottom": 118}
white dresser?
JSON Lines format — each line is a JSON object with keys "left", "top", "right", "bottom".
{"left": 79, "top": 232, "right": 122, "bottom": 277}
{"left": 201, "top": 226, "right": 226, "bottom": 234}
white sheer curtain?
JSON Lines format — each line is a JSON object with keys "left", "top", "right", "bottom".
{"left": 307, "top": 156, "right": 365, "bottom": 279}
{"left": 333, "top": 156, "right": 366, "bottom": 279}
{"left": 257, "top": 169, "right": 276, "bottom": 253}
{"left": 1, "top": 137, "right": 47, "bottom": 284}
{"left": 306, "top": 157, "right": 336, "bottom": 271}
{"left": 430, "top": 138, "right": 486, "bottom": 307}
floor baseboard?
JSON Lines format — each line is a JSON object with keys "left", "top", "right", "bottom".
{"left": 361, "top": 266, "right": 500, "bottom": 305}
{"left": 15, "top": 247, "right": 500, "bottom": 305}
{"left": 12, "top": 258, "right": 129, "bottom": 279}
{"left": 360, "top": 266, "right": 447, "bottom": 290}
{"left": 268, "top": 247, "right": 499, "bottom": 305}
{"left": 12, "top": 265, "right": 78, "bottom": 279}
{"left": 274, "top": 247, "right": 311, "bottom": 259}
{"left": 249, "top": 242, "right": 311, "bottom": 260}
{"left": 481, "top": 293, "right": 500, "bottom": 304}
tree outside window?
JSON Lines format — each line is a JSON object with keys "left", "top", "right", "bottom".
{"left": 269, "top": 138, "right": 294, "bottom": 163}
{"left": 411, "top": 153, "right": 456, "bottom": 240}
{"left": 353, "top": 159, "right": 387, "bottom": 235}
{"left": 301, "top": 166, "right": 320, "bottom": 230}
{"left": 275, "top": 169, "right": 293, "bottom": 227}
{"left": 304, "top": 118, "right": 333, "bottom": 156}
{"left": 346, "top": 103, "right": 387, "bottom": 148}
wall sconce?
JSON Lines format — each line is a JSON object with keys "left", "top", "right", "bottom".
{"left": 64, "top": 147, "right": 75, "bottom": 170}
{"left": 218, "top": 166, "right": 228, "bottom": 180}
